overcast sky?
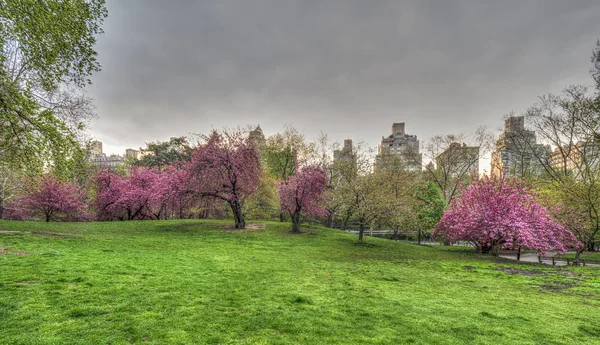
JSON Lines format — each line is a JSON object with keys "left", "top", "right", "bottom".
{"left": 88, "top": 0, "right": 600, "bottom": 172}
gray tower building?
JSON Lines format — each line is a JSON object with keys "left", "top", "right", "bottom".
{"left": 376, "top": 122, "right": 422, "bottom": 171}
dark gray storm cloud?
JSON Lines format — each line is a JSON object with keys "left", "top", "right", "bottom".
{"left": 88, "top": 0, "right": 600, "bottom": 169}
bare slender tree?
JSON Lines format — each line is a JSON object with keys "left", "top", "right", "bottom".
{"left": 422, "top": 127, "right": 494, "bottom": 203}
{"left": 591, "top": 39, "right": 600, "bottom": 91}
{"left": 0, "top": 165, "right": 19, "bottom": 219}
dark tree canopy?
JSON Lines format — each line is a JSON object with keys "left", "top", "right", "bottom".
{"left": 134, "top": 136, "right": 193, "bottom": 168}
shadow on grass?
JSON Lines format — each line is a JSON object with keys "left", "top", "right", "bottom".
{"left": 352, "top": 242, "right": 379, "bottom": 248}
{"left": 154, "top": 222, "right": 227, "bottom": 234}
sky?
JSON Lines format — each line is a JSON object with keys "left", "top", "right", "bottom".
{"left": 87, "top": 0, "right": 600, "bottom": 172}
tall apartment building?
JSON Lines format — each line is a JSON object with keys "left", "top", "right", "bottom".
{"left": 333, "top": 139, "right": 354, "bottom": 162}
{"left": 249, "top": 125, "right": 266, "bottom": 147}
{"left": 491, "top": 116, "right": 550, "bottom": 178}
{"left": 89, "top": 140, "right": 103, "bottom": 155}
{"left": 91, "top": 154, "right": 126, "bottom": 168}
{"left": 551, "top": 141, "right": 600, "bottom": 173}
{"left": 88, "top": 141, "right": 138, "bottom": 168}
{"left": 376, "top": 123, "right": 422, "bottom": 171}
{"left": 125, "top": 148, "right": 140, "bottom": 160}
{"left": 435, "top": 142, "right": 479, "bottom": 177}
{"left": 332, "top": 139, "right": 357, "bottom": 177}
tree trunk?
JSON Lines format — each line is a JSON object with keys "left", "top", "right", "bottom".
{"left": 342, "top": 214, "right": 351, "bottom": 231}
{"left": 327, "top": 212, "right": 334, "bottom": 228}
{"left": 491, "top": 244, "right": 500, "bottom": 257}
{"left": 517, "top": 247, "right": 521, "bottom": 261}
{"left": 279, "top": 212, "right": 285, "bottom": 222}
{"left": 417, "top": 229, "right": 422, "bottom": 245}
{"left": 291, "top": 212, "right": 301, "bottom": 233}
{"left": 575, "top": 249, "right": 584, "bottom": 265}
{"left": 587, "top": 241, "right": 596, "bottom": 252}
{"left": 0, "top": 204, "right": 4, "bottom": 220}
{"left": 358, "top": 223, "right": 365, "bottom": 244}
{"left": 230, "top": 200, "right": 245, "bottom": 229}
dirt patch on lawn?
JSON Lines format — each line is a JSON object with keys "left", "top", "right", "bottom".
{"left": 548, "top": 270, "right": 586, "bottom": 278}
{"left": 30, "top": 231, "right": 70, "bottom": 238}
{"left": 0, "top": 230, "right": 20, "bottom": 235}
{"left": 0, "top": 248, "right": 29, "bottom": 256}
{"left": 221, "top": 224, "right": 266, "bottom": 231}
{"left": 493, "top": 267, "right": 544, "bottom": 276}
{"left": 539, "top": 281, "right": 577, "bottom": 292}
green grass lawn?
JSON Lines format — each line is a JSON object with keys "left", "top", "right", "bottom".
{"left": 1, "top": 220, "right": 599, "bottom": 344}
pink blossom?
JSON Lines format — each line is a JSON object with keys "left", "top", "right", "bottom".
{"left": 189, "top": 129, "right": 261, "bottom": 229}
{"left": 6, "top": 173, "right": 89, "bottom": 222}
{"left": 93, "top": 166, "right": 193, "bottom": 220}
{"left": 279, "top": 166, "right": 328, "bottom": 232}
{"left": 434, "top": 175, "right": 580, "bottom": 255}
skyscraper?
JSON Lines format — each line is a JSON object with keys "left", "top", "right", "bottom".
{"left": 435, "top": 142, "right": 479, "bottom": 177}
{"left": 249, "top": 125, "right": 266, "bottom": 147}
{"left": 333, "top": 139, "right": 354, "bottom": 163}
{"left": 491, "top": 116, "right": 550, "bottom": 178}
{"left": 90, "top": 140, "right": 103, "bottom": 156}
{"left": 376, "top": 122, "right": 422, "bottom": 171}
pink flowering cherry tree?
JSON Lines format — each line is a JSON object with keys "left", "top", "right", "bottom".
{"left": 93, "top": 168, "right": 127, "bottom": 220}
{"left": 189, "top": 129, "right": 261, "bottom": 229}
{"left": 93, "top": 166, "right": 191, "bottom": 221}
{"left": 434, "top": 175, "right": 580, "bottom": 256}
{"left": 279, "top": 166, "right": 328, "bottom": 233}
{"left": 163, "top": 165, "right": 196, "bottom": 219}
{"left": 9, "top": 173, "right": 88, "bottom": 222}
{"left": 120, "top": 167, "right": 172, "bottom": 219}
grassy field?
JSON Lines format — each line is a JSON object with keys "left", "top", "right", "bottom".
{"left": 1, "top": 220, "right": 599, "bottom": 345}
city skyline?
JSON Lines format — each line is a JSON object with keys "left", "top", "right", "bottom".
{"left": 88, "top": 1, "right": 600, "bottom": 174}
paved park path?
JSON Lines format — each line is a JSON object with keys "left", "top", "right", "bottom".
{"left": 345, "top": 231, "right": 600, "bottom": 268}
{"left": 499, "top": 252, "right": 600, "bottom": 267}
